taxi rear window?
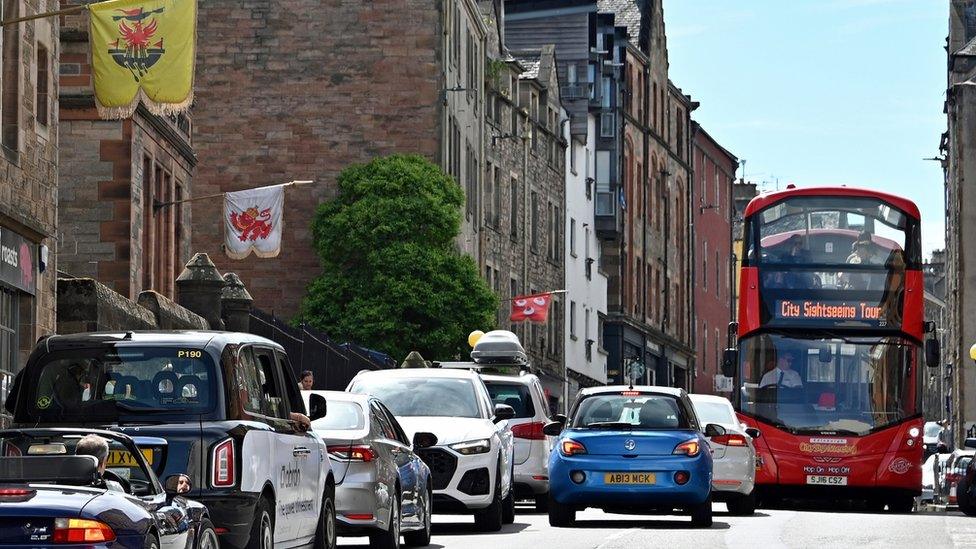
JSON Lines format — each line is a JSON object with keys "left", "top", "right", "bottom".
{"left": 28, "top": 346, "right": 216, "bottom": 420}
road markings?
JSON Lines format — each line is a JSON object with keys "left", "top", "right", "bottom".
{"left": 593, "top": 527, "right": 643, "bottom": 549}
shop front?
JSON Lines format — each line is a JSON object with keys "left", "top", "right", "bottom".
{"left": 0, "top": 225, "right": 38, "bottom": 424}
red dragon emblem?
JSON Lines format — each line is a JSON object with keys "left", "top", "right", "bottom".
{"left": 108, "top": 6, "right": 166, "bottom": 81}
{"left": 229, "top": 206, "right": 274, "bottom": 242}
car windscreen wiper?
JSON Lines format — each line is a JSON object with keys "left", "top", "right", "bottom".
{"left": 114, "top": 401, "right": 187, "bottom": 414}
{"left": 583, "top": 421, "right": 637, "bottom": 430}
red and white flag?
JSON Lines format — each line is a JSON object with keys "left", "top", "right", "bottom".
{"left": 510, "top": 293, "right": 553, "bottom": 323}
{"left": 224, "top": 184, "right": 285, "bottom": 259}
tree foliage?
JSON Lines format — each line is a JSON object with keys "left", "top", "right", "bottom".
{"left": 300, "top": 154, "right": 498, "bottom": 361}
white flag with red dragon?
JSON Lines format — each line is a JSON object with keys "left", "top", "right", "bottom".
{"left": 223, "top": 184, "right": 284, "bottom": 259}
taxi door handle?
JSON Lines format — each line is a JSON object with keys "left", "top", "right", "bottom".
{"left": 293, "top": 446, "right": 311, "bottom": 457}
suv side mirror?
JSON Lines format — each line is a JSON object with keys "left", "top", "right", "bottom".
{"left": 704, "top": 423, "right": 727, "bottom": 438}
{"left": 164, "top": 474, "right": 191, "bottom": 496}
{"left": 926, "top": 338, "right": 941, "bottom": 368}
{"left": 307, "top": 393, "right": 327, "bottom": 421}
{"left": 745, "top": 428, "right": 761, "bottom": 439}
{"left": 543, "top": 420, "right": 565, "bottom": 436}
{"left": 492, "top": 403, "right": 516, "bottom": 423}
{"left": 412, "top": 432, "right": 438, "bottom": 449}
{"left": 722, "top": 349, "right": 737, "bottom": 378}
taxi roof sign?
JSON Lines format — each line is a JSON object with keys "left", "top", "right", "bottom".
{"left": 470, "top": 330, "right": 528, "bottom": 365}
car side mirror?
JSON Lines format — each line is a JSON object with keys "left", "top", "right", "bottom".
{"left": 926, "top": 338, "right": 941, "bottom": 368}
{"left": 704, "top": 423, "right": 727, "bottom": 438}
{"left": 307, "top": 393, "right": 327, "bottom": 421}
{"left": 745, "top": 428, "right": 761, "bottom": 439}
{"left": 493, "top": 403, "right": 516, "bottom": 423}
{"left": 965, "top": 438, "right": 976, "bottom": 450}
{"left": 164, "top": 474, "right": 191, "bottom": 496}
{"left": 543, "top": 420, "right": 565, "bottom": 436}
{"left": 412, "top": 432, "right": 438, "bottom": 449}
{"left": 722, "top": 349, "right": 737, "bottom": 378}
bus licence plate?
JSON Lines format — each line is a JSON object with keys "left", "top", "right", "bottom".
{"left": 806, "top": 475, "right": 847, "bottom": 486}
{"left": 604, "top": 472, "right": 655, "bottom": 485}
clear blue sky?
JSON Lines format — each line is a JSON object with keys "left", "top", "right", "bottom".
{"left": 664, "top": 0, "right": 947, "bottom": 256}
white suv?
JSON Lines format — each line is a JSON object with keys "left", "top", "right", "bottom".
{"left": 347, "top": 368, "right": 516, "bottom": 531}
{"left": 481, "top": 372, "right": 553, "bottom": 511}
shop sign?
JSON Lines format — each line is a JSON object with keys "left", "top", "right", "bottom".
{"left": 0, "top": 227, "right": 36, "bottom": 295}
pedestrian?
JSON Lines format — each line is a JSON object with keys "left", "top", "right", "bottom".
{"left": 299, "top": 370, "right": 314, "bottom": 391}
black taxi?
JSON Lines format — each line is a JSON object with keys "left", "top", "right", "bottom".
{"left": 4, "top": 331, "right": 336, "bottom": 549}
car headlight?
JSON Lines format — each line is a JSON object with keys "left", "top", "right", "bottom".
{"left": 450, "top": 439, "right": 491, "bottom": 455}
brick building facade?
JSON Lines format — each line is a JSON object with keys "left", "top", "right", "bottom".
{"left": 57, "top": 0, "right": 194, "bottom": 301}
{"left": 0, "top": 0, "right": 59, "bottom": 420}
{"left": 191, "top": 0, "right": 487, "bottom": 319}
{"left": 690, "top": 122, "right": 737, "bottom": 394}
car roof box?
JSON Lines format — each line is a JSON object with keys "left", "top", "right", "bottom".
{"left": 470, "top": 330, "right": 527, "bottom": 365}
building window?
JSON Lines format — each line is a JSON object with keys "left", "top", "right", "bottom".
{"left": 567, "top": 63, "right": 577, "bottom": 84}
{"left": 570, "top": 217, "right": 576, "bottom": 256}
{"left": 35, "top": 43, "right": 49, "bottom": 127}
{"left": 493, "top": 168, "right": 502, "bottom": 229}
{"left": 485, "top": 163, "right": 494, "bottom": 228}
{"left": 2, "top": 0, "right": 20, "bottom": 156}
{"left": 510, "top": 176, "right": 519, "bottom": 239}
{"left": 703, "top": 241, "right": 708, "bottom": 291}
{"left": 0, "top": 286, "right": 18, "bottom": 426}
{"left": 531, "top": 191, "right": 539, "bottom": 252}
{"left": 584, "top": 227, "right": 591, "bottom": 280}
{"left": 570, "top": 301, "right": 577, "bottom": 339}
{"left": 142, "top": 161, "right": 181, "bottom": 296}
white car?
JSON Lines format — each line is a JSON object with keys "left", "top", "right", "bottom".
{"left": 481, "top": 371, "right": 553, "bottom": 511}
{"left": 347, "top": 368, "right": 516, "bottom": 532}
{"left": 689, "top": 393, "right": 758, "bottom": 515}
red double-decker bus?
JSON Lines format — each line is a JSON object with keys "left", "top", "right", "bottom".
{"left": 726, "top": 185, "right": 939, "bottom": 512}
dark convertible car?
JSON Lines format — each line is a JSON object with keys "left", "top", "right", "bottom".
{"left": 0, "top": 428, "right": 217, "bottom": 548}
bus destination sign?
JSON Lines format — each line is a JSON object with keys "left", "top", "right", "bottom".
{"left": 775, "top": 300, "right": 885, "bottom": 326}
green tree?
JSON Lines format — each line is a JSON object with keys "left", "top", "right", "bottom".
{"left": 300, "top": 154, "right": 498, "bottom": 361}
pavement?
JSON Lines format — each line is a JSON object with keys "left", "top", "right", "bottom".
{"left": 336, "top": 503, "right": 976, "bottom": 548}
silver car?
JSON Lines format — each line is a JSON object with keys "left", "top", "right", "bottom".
{"left": 689, "top": 393, "right": 759, "bottom": 515}
{"left": 304, "top": 390, "right": 437, "bottom": 548}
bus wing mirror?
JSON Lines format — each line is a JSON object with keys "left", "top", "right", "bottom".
{"left": 818, "top": 347, "right": 832, "bottom": 363}
{"left": 722, "top": 349, "right": 738, "bottom": 378}
{"left": 926, "top": 338, "right": 940, "bottom": 368}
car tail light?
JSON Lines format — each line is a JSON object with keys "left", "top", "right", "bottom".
{"left": 512, "top": 421, "right": 546, "bottom": 440}
{"left": 211, "top": 438, "right": 235, "bottom": 488}
{"left": 343, "top": 513, "right": 374, "bottom": 520}
{"left": 674, "top": 471, "right": 690, "bottom": 485}
{"left": 329, "top": 446, "right": 377, "bottom": 462}
{"left": 621, "top": 391, "right": 641, "bottom": 396}
{"left": 673, "top": 440, "right": 701, "bottom": 457}
{"left": 711, "top": 434, "right": 749, "bottom": 447}
{"left": 3, "top": 443, "right": 21, "bottom": 457}
{"left": 0, "top": 488, "right": 32, "bottom": 496}
{"left": 52, "top": 518, "right": 116, "bottom": 543}
{"left": 560, "top": 439, "right": 587, "bottom": 456}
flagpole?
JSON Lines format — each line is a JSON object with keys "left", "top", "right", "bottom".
{"left": 1, "top": 3, "right": 87, "bottom": 26}
{"left": 152, "top": 180, "right": 314, "bottom": 213}
{"left": 504, "top": 289, "right": 567, "bottom": 302}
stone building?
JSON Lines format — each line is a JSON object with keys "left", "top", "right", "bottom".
{"left": 923, "top": 250, "right": 948, "bottom": 422}
{"left": 690, "top": 123, "right": 737, "bottom": 395}
{"left": 944, "top": 0, "right": 976, "bottom": 442}
{"left": 506, "top": 0, "right": 698, "bottom": 388}
{"left": 480, "top": 1, "right": 567, "bottom": 404}
{"left": 57, "top": 0, "right": 194, "bottom": 301}
{"left": 731, "top": 180, "right": 758, "bottom": 322}
{"left": 0, "top": 0, "right": 59, "bottom": 420}
{"left": 191, "top": 0, "right": 488, "bottom": 318}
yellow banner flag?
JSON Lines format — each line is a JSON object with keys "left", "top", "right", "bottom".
{"left": 89, "top": 0, "right": 196, "bottom": 119}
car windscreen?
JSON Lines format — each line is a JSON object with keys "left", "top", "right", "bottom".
{"left": 349, "top": 376, "right": 482, "bottom": 418}
{"left": 692, "top": 400, "right": 736, "bottom": 426}
{"left": 311, "top": 400, "right": 365, "bottom": 431}
{"left": 484, "top": 381, "right": 535, "bottom": 419}
{"left": 570, "top": 394, "right": 690, "bottom": 430}
{"left": 26, "top": 346, "right": 216, "bottom": 421}
{"left": 924, "top": 423, "right": 943, "bottom": 438}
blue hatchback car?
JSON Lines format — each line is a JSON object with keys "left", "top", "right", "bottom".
{"left": 544, "top": 386, "right": 724, "bottom": 527}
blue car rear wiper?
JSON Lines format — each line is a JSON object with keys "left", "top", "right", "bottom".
{"left": 584, "top": 422, "right": 635, "bottom": 429}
